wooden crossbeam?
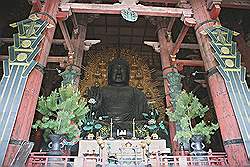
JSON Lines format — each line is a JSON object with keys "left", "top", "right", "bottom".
{"left": 93, "top": 0, "right": 250, "bottom": 9}
{"left": 176, "top": 59, "right": 204, "bottom": 67}
{"left": 104, "top": 0, "right": 178, "bottom": 3}
{"left": 0, "top": 38, "right": 199, "bottom": 49}
{"left": 58, "top": 20, "right": 74, "bottom": 62}
{"left": 59, "top": 3, "right": 193, "bottom": 17}
{"left": 0, "top": 55, "right": 68, "bottom": 64}
{"left": 221, "top": 0, "right": 250, "bottom": 9}
{"left": 171, "top": 25, "right": 190, "bottom": 56}
{"left": 62, "top": 0, "right": 250, "bottom": 9}
{"left": 143, "top": 0, "right": 250, "bottom": 9}
{"left": 0, "top": 55, "right": 203, "bottom": 67}
{"left": 0, "top": 38, "right": 67, "bottom": 45}
{"left": 167, "top": 18, "right": 176, "bottom": 32}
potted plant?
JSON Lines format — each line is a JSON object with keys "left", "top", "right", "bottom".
{"left": 166, "top": 90, "right": 219, "bottom": 155}
{"left": 32, "top": 84, "right": 90, "bottom": 155}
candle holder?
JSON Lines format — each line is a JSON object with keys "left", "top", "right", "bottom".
{"left": 145, "top": 135, "right": 152, "bottom": 146}
{"left": 132, "top": 118, "right": 136, "bottom": 140}
{"left": 109, "top": 118, "right": 114, "bottom": 140}
{"left": 145, "top": 135, "right": 152, "bottom": 166}
{"left": 140, "top": 141, "right": 147, "bottom": 162}
{"left": 96, "top": 136, "right": 105, "bottom": 165}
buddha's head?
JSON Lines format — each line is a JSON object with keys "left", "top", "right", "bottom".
{"left": 108, "top": 58, "right": 130, "bottom": 86}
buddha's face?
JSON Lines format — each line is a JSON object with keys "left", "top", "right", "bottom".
{"left": 110, "top": 64, "right": 129, "bottom": 86}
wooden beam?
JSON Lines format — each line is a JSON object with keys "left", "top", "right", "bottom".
{"left": 136, "top": 0, "right": 178, "bottom": 3}
{"left": 180, "top": 43, "right": 199, "bottom": 50}
{"left": 221, "top": 0, "right": 250, "bottom": 9}
{"left": 71, "top": 12, "right": 79, "bottom": 33}
{"left": 209, "top": 4, "right": 221, "bottom": 19}
{"left": 58, "top": 20, "right": 74, "bottom": 62}
{"left": 167, "top": 18, "right": 176, "bottom": 32}
{"left": 59, "top": 3, "right": 193, "bottom": 17}
{"left": 85, "top": 0, "right": 178, "bottom": 4}
{"left": 0, "top": 55, "right": 67, "bottom": 63}
{"left": 1, "top": 38, "right": 199, "bottom": 49}
{"left": 0, "top": 56, "right": 204, "bottom": 68}
{"left": 176, "top": 59, "right": 204, "bottom": 67}
{"left": 141, "top": 0, "right": 250, "bottom": 9}
{"left": 171, "top": 25, "right": 190, "bottom": 56}
{"left": 0, "top": 38, "right": 68, "bottom": 45}
{"left": 89, "top": 0, "right": 250, "bottom": 9}
{"left": 71, "top": 15, "right": 88, "bottom": 86}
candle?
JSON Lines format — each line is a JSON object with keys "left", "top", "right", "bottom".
{"left": 132, "top": 118, "right": 136, "bottom": 139}
{"left": 110, "top": 118, "right": 114, "bottom": 140}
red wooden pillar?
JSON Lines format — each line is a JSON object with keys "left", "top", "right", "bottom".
{"left": 157, "top": 26, "right": 179, "bottom": 154}
{"left": 3, "top": 0, "right": 60, "bottom": 166}
{"left": 190, "top": 0, "right": 249, "bottom": 166}
{"left": 72, "top": 16, "right": 88, "bottom": 87}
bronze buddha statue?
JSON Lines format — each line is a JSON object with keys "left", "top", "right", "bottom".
{"left": 87, "top": 58, "right": 149, "bottom": 131}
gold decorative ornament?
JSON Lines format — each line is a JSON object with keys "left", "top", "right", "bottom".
{"left": 225, "top": 59, "right": 234, "bottom": 67}
{"left": 140, "top": 141, "right": 147, "bottom": 149}
{"left": 221, "top": 46, "right": 230, "bottom": 55}
{"left": 16, "top": 53, "right": 28, "bottom": 61}
{"left": 21, "top": 40, "right": 32, "bottom": 48}
{"left": 29, "top": 14, "right": 40, "bottom": 21}
{"left": 87, "top": 133, "right": 95, "bottom": 140}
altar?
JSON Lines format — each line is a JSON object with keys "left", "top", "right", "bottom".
{"left": 74, "top": 139, "right": 171, "bottom": 166}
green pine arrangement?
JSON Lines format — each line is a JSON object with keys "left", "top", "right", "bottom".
{"left": 32, "top": 84, "right": 90, "bottom": 143}
{"left": 166, "top": 90, "right": 219, "bottom": 144}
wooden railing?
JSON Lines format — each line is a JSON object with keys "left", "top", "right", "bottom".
{"left": 153, "top": 152, "right": 228, "bottom": 167}
{"left": 26, "top": 152, "right": 228, "bottom": 167}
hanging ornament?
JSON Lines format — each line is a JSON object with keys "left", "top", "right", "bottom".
{"left": 121, "top": 8, "right": 138, "bottom": 22}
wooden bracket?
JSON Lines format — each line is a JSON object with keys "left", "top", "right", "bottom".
{"left": 56, "top": 11, "right": 71, "bottom": 21}
{"left": 207, "top": 0, "right": 222, "bottom": 19}
{"left": 83, "top": 40, "right": 101, "bottom": 51}
{"left": 181, "top": 12, "right": 196, "bottom": 27}
{"left": 143, "top": 41, "right": 199, "bottom": 53}
{"left": 144, "top": 41, "right": 160, "bottom": 53}
{"left": 118, "top": 0, "right": 139, "bottom": 5}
